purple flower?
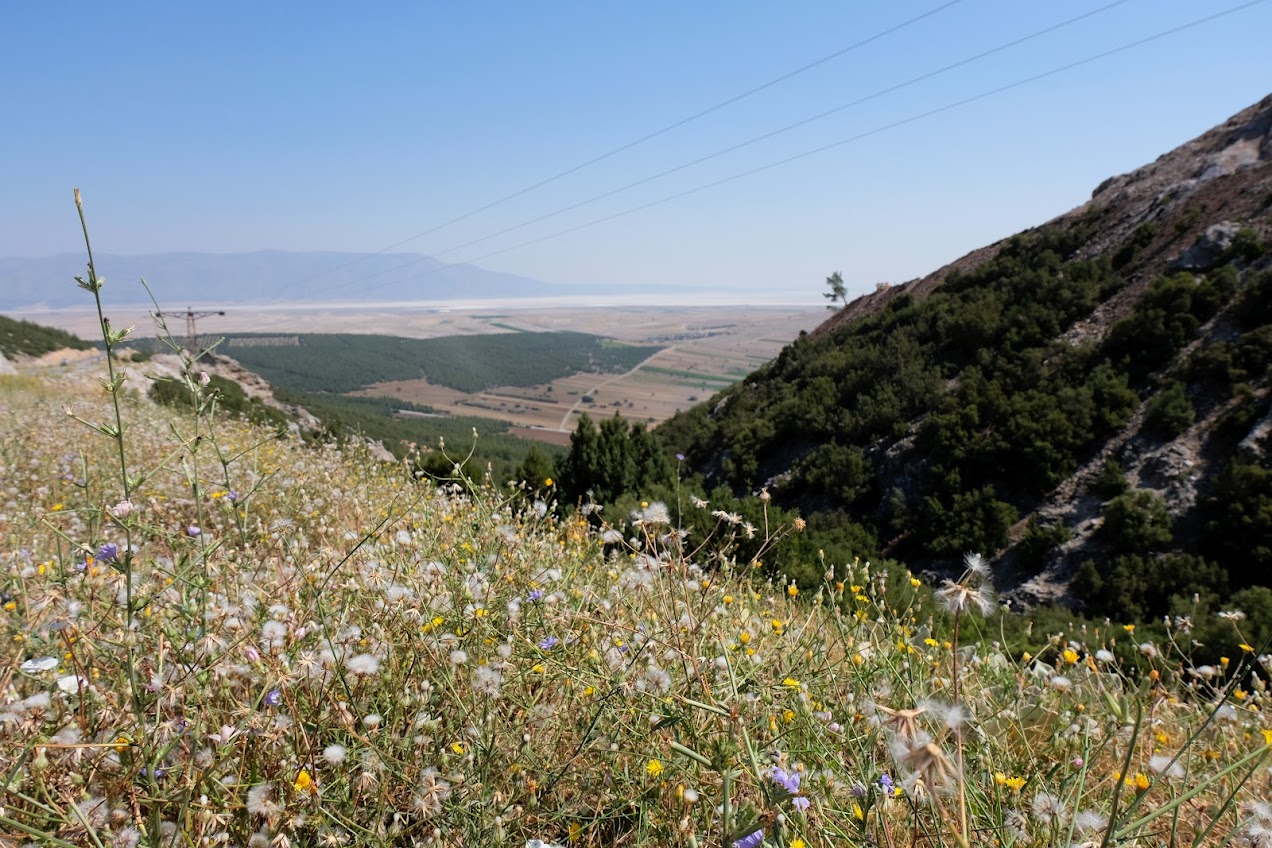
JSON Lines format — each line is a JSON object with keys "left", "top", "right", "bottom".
{"left": 676, "top": 453, "right": 685, "bottom": 462}
{"left": 95, "top": 542, "right": 118, "bottom": 563}
{"left": 770, "top": 766, "right": 801, "bottom": 794}
{"left": 538, "top": 636, "right": 560, "bottom": 650}
{"left": 732, "top": 829, "right": 764, "bottom": 848}
{"left": 226, "top": 490, "right": 239, "bottom": 502}
{"left": 850, "top": 782, "right": 868, "bottom": 798}
{"left": 879, "top": 773, "right": 894, "bottom": 794}
{"left": 792, "top": 796, "right": 811, "bottom": 812}
{"left": 186, "top": 525, "right": 201, "bottom": 537}
{"left": 527, "top": 589, "right": 544, "bottom": 602}
{"left": 263, "top": 689, "right": 282, "bottom": 707}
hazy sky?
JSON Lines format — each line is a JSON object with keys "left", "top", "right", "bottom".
{"left": 3, "top": 1, "right": 1270, "bottom": 302}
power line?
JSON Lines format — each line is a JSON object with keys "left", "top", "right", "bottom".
{"left": 358, "top": 0, "right": 1132, "bottom": 284}
{"left": 328, "top": 0, "right": 1134, "bottom": 295}
{"left": 296, "top": 0, "right": 965, "bottom": 286}
{"left": 358, "top": 0, "right": 1265, "bottom": 291}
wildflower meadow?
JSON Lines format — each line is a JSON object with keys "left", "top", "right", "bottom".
{"left": 2, "top": 194, "right": 1271, "bottom": 847}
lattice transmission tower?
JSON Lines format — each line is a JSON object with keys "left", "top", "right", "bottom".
{"left": 155, "top": 307, "right": 226, "bottom": 355}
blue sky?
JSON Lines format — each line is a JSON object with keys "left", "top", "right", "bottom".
{"left": 3, "top": 1, "right": 1270, "bottom": 302}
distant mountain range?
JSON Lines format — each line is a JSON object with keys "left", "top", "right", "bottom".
{"left": 0, "top": 251, "right": 572, "bottom": 309}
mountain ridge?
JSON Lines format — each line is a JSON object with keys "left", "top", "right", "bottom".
{"left": 659, "top": 92, "right": 1272, "bottom": 620}
{"left": 816, "top": 93, "right": 1272, "bottom": 343}
{"left": 0, "top": 250, "right": 570, "bottom": 309}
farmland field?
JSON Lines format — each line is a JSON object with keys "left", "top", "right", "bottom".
{"left": 342, "top": 305, "right": 823, "bottom": 438}
{"left": 16, "top": 300, "right": 825, "bottom": 442}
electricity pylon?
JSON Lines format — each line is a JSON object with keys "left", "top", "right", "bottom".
{"left": 155, "top": 307, "right": 225, "bottom": 354}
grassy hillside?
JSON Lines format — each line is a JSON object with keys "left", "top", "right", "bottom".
{"left": 218, "top": 331, "right": 662, "bottom": 394}
{"left": 0, "top": 313, "right": 91, "bottom": 358}
{"left": 3, "top": 357, "right": 1272, "bottom": 847}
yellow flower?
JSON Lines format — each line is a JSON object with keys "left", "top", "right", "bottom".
{"left": 791, "top": 840, "right": 807, "bottom": 848}
{"left": 646, "top": 759, "right": 664, "bottom": 779}
{"left": 1062, "top": 648, "right": 1079, "bottom": 664}
{"left": 1240, "top": 643, "right": 1256, "bottom": 653}
{"left": 783, "top": 709, "right": 796, "bottom": 723}
{"left": 451, "top": 742, "right": 465, "bottom": 754}
{"left": 294, "top": 769, "right": 315, "bottom": 794}
{"left": 1221, "top": 656, "right": 1231, "bottom": 667}
{"left": 739, "top": 631, "right": 751, "bottom": 645}
{"left": 724, "top": 594, "right": 733, "bottom": 604}
{"left": 1129, "top": 772, "right": 1150, "bottom": 791}
{"left": 782, "top": 677, "right": 801, "bottom": 689}
{"left": 1123, "top": 624, "right": 1135, "bottom": 633}
{"left": 1261, "top": 728, "right": 1272, "bottom": 746}
{"left": 910, "top": 577, "right": 921, "bottom": 588}
{"left": 568, "top": 822, "right": 581, "bottom": 841}
{"left": 853, "top": 802, "right": 865, "bottom": 820}
{"left": 787, "top": 584, "right": 799, "bottom": 597}
{"left": 544, "top": 477, "right": 554, "bottom": 487}
{"left": 851, "top": 653, "right": 864, "bottom": 666}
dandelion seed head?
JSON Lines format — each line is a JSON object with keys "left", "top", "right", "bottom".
{"left": 345, "top": 653, "right": 380, "bottom": 676}
{"left": 1148, "top": 754, "right": 1184, "bottom": 778}
{"left": 1031, "top": 792, "right": 1069, "bottom": 825}
{"left": 963, "top": 552, "right": 988, "bottom": 576}
{"left": 245, "top": 783, "right": 280, "bottom": 818}
{"left": 936, "top": 580, "right": 995, "bottom": 616}
{"left": 1074, "top": 809, "right": 1109, "bottom": 833}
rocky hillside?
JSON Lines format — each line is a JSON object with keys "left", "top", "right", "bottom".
{"left": 660, "top": 93, "right": 1272, "bottom": 621}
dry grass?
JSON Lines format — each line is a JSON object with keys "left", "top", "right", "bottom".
{"left": 1, "top": 209, "right": 1269, "bottom": 847}
{"left": 2, "top": 358, "right": 1271, "bottom": 847}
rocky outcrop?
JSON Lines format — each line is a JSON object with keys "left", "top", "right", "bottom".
{"left": 1169, "top": 221, "right": 1244, "bottom": 271}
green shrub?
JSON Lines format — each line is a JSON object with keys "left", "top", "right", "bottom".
{"left": 1091, "top": 458, "right": 1130, "bottom": 499}
{"left": 1143, "top": 380, "right": 1195, "bottom": 439}
{"left": 1016, "top": 516, "right": 1070, "bottom": 575}
{"left": 1099, "top": 489, "right": 1173, "bottom": 553}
